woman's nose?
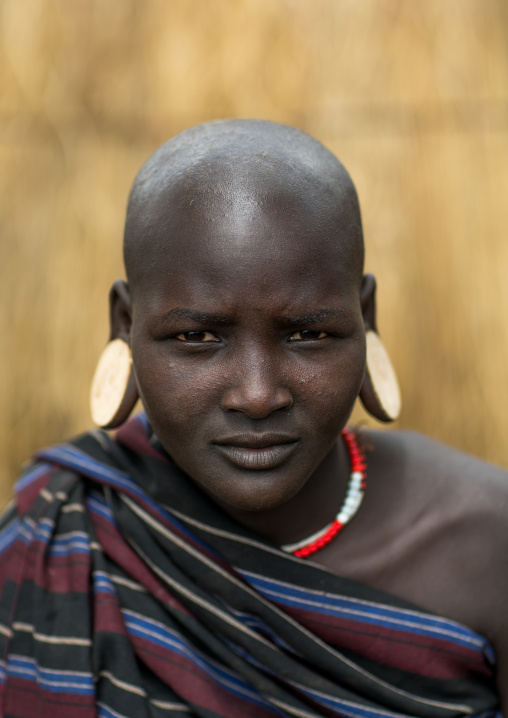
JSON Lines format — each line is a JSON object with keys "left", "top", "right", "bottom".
{"left": 220, "top": 353, "right": 293, "bottom": 419}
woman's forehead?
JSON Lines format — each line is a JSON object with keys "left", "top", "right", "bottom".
{"left": 128, "top": 176, "right": 364, "bottom": 304}
{"left": 137, "top": 206, "right": 361, "bottom": 292}
{"left": 132, "top": 213, "right": 363, "bottom": 319}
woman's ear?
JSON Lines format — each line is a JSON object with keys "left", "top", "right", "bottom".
{"left": 109, "top": 279, "right": 132, "bottom": 343}
{"left": 90, "top": 279, "right": 138, "bottom": 429}
{"left": 358, "top": 273, "right": 401, "bottom": 423}
{"left": 360, "top": 273, "right": 377, "bottom": 332}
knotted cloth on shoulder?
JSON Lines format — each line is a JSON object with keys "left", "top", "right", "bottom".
{"left": 0, "top": 415, "right": 499, "bottom": 718}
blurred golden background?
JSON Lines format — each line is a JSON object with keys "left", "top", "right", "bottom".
{"left": 2, "top": 0, "right": 508, "bottom": 506}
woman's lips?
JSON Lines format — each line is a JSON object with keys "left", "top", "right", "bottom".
{"left": 213, "top": 439, "right": 299, "bottom": 470}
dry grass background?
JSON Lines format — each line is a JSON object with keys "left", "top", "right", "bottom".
{"left": 1, "top": 0, "right": 508, "bottom": 506}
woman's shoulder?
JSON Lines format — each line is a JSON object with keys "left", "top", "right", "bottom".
{"left": 366, "top": 428, "right": 508, "bottom": 570}
{"left": 368, "top": 427, "right": 508, "bottom": 501}
{"left": 365, "top": 428, "right": 508, "bottom": 644}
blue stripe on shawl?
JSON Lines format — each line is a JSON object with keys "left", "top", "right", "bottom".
{"left": 219, "top": 602, "right": 297, "bottom": 656}
{"left": 46, "top": 532, "right": 91, "bottom": 557}
{"left": 132, "top": 412, "right": 151, "bottom": 431}
{"left": 15, "top": 462, "right": 52, "bottom": 492}
{"left": 97, "top": 703, "right": 129, "bottom": 718}
{"left": 7, "top": 655, "right": 94, "bottom": 695}
{"left": 240, "top": 570, "right": 490, "bottom": 652}
{"left": 121, "top": 610, "right": 278, "bottom": 712}
{"left": 0, "top": 500, "right": 85, "bottom": 562}
{"left": 0, "top": 518, "right": 20, "bottom": 557}
{"left": 17, "top": 518, "right": 37, "bottom": 545}
{"left": 34, "top": 518, "right": 55, "bottom": 541}
{"left": 39, "top": 444, "right": 135, "bottom": 493}
{"left": 86, "top": 492, "right": 116, "bottom": 522}
{"left": 93, "top": 571, "right": 116, "bottom": 596}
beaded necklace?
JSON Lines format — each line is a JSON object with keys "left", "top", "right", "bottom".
{"left": 280, "top": 427, "right": 366, "bottom": 558}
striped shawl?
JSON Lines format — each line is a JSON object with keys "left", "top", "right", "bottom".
{"left": 0, "top": 415, "right": 499, "bottom": 718}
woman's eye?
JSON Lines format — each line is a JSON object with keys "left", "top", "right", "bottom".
{"left": 289, "top": 330, "right": 328, "bottom": 341}
{"left": 175, "top": 331, "right": 219, "bottom": 343}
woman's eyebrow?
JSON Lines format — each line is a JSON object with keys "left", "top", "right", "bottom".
{"left": 162, "top": 307, "right": 233, "bottom": 324}
{"left": 158, "top": 307, "right": 342, "bottom": 325}
{"left": 282, "top": 309, "right": 342, "bottom": 325}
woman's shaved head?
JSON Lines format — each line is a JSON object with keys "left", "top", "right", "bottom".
{"left": 123, "top": 119, "right": 364, "bottom": 295}
{"left": 114, "top": 121, "right": 374, "bottom": 515}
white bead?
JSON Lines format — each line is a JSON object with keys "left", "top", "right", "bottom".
{"left": 349, "top": 497, "right": 360, "bottom": 512}
{"left": 351, "top": 472, "right": 363, "bottom": 481}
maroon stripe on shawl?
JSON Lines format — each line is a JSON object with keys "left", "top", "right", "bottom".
{"left": 90, "top": 507, "right": 193, "bottom": 617}
{"left": 0, "top": 542, "right": 26, "bottom": 589}
{"left": 15, "top": 471, "right": 53, "bottom": 516}
{"left": 283, "top": 605, "right": 491, "bottom": 680}
{"left": 5, "top": 680, "right": 95, "bottom": 718}
{"left": 20, "top": 543, "right": 91, "bottom": 594}
{"left": 130, "top": 635, "right": 277, "bottom": 718}
{"left": 93, "top": 593, "right": 129, "bottom": 637}
{"left": 115, "top": 419, "right": 168, "bottom": 461}
{"left": 0, "top": 541, "right": 90, "bottom": 595}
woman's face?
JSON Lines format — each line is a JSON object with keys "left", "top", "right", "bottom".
{"left": 127, "top": 189, "right": 368, "bottom": 514}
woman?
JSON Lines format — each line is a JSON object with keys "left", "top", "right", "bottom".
{"left": 0, "top": 120, "right": 505, "bottom": 716}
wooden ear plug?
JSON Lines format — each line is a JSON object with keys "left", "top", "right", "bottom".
{"left": 90, "top": 339, "right": 138, "bottom": 429}
{"left": 359, "top": 330, "right": 401, "bottom": 423}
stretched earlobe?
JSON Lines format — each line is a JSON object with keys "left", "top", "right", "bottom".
{"left": 359, "top": 331, "right": 401, "bottom": 423}
{"left": 90, "top": 338, "right": 139, "bottom": 429}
